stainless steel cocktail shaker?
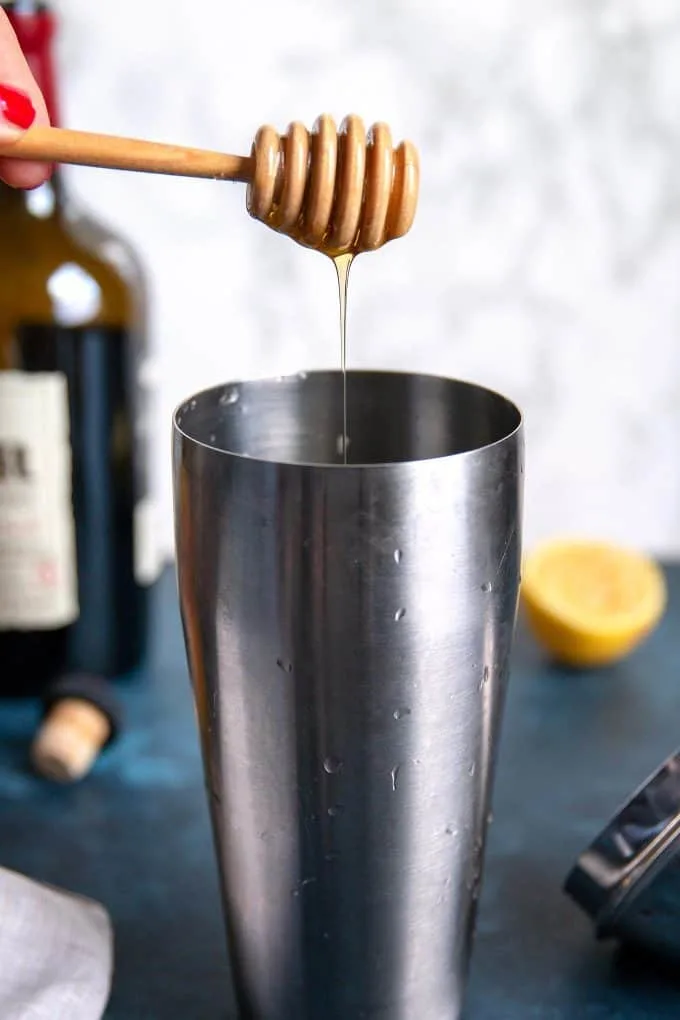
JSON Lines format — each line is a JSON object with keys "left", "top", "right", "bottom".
{"left": 173, "top": 370, "right": 523, "bottom": 1020}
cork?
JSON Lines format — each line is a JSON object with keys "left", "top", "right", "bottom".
{"left": 31, "top": 698, "right": 112, "bottom": 783}
{"left": 30, "top": 673, "right": 122, "bottom": 784}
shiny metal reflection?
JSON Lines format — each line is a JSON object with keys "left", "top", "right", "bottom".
{"left": 173, "top": 370, "right": 523, "bottom": 1020}
{"left": 566, "top": 748, "right": 680, "bottom": 964}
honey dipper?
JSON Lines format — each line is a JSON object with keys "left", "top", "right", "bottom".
{"left": 0, "top": 113, "right": 419, "bottom": 254}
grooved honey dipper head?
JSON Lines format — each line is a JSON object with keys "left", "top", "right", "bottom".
{"left": 246, "top": 114, "right": 419, "bottom": 256}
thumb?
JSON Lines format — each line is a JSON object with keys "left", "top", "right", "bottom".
{"left": 0, "top": 8, "right": 51, "bottom": 189}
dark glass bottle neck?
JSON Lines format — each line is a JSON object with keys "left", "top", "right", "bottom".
{"left": 3, "top": 2, "right": 60, "bottom": 125}
{"left": 0, "top": 172, "right": 63, "bottom": 214}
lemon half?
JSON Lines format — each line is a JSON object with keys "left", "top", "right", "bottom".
{"left": 521, "top": 539, "right": 667, "bottom": 668}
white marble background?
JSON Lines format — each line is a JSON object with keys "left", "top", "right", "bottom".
{"left": 54, "top": 0, "right": 680, "bottom": 560}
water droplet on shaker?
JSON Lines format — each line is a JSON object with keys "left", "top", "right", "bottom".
{"left": 219, "top": 387, "right": 239, "bottom": 406}
{"left": 323, "top": 756, "right": 343, "bottom": 775}
{"left": 390, "top": 765, "right": 401, "bottom": 792}
{"left": 445, "top": 825, "right": 456, "bottom": 836}
{"left": 394, "top": 549, "right": 403, "bottom": 564}
{"left": 292, "top": 877, "right": 316, "bottom": 897}
{"left": 468, "top": 761, "right": 476, "bottom": 777}
{"left": 393, "top": 707, "right": 411, "bottom": 720}
{"left": 190, "top": 399, "right": 197, "bottom": 410}
{"left": 394, "top": 608, "right": 406, "bottom": 622}
{"left": 336, "top": 433, "right": 351, "bottom": 457}
{"left": 327, "top": 804, "right": 344, "bottom": 817}
{"left": 298, "top": 370, "right": 308, "bottom": 380}
{"left": 481, "top": 582, "right": 492, "bottom": 593}
{"left": 480, "top": 665, "right": 490, "bottom": 690}
{"left": 276, "top": 658, "right": 293, "bottom": 673}
{"left": 209, "top": 433, "right": 217, "bottom": 443}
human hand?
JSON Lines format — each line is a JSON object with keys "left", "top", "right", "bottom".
{"left": 0, "top": 7, "right": 50, "bottom": 188}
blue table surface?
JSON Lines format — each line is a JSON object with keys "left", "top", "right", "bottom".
{"left": 1, "top": 567, "right": 680, "bottom": 1019}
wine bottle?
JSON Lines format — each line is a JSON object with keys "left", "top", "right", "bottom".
{"left": 0, "top": 1, "right": 159, "bottom": 695}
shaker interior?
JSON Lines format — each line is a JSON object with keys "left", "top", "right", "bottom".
{"left": 175, "top": 370, "right": 521, "bottom": 466}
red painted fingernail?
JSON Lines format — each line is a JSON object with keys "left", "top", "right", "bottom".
{"left": 0, "top": 84, "right": 36, "bottom": 130}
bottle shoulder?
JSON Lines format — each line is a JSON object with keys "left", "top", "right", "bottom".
{"left": 0, "top": 186, "right": 146, "bottom": 329}
{"left": 65, "top": 204, "right": 148, "bottom": 293}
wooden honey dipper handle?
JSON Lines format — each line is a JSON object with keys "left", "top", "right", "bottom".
{"left": 0, "top": 114, "right": 419, "bottom": 254}
{"left": 1, "top": 125, "right": 255, "bottom": 181}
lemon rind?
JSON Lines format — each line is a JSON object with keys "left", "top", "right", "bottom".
{"left": 521, "top": 540, "right": 668, "bottom": 642}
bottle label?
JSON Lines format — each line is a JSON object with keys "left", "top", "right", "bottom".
{"left": 134, "top": 496, "right": 163, "bottom": 586}
{"left": 133, "top": 352, "right": 163, "bottom": 587}
{"left": 0, "top": 371, "right": 79, "bottom": 629}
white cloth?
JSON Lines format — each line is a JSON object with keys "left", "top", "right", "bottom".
{"left": 0, "top": 866, "right": 112, "bottom": 1020}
